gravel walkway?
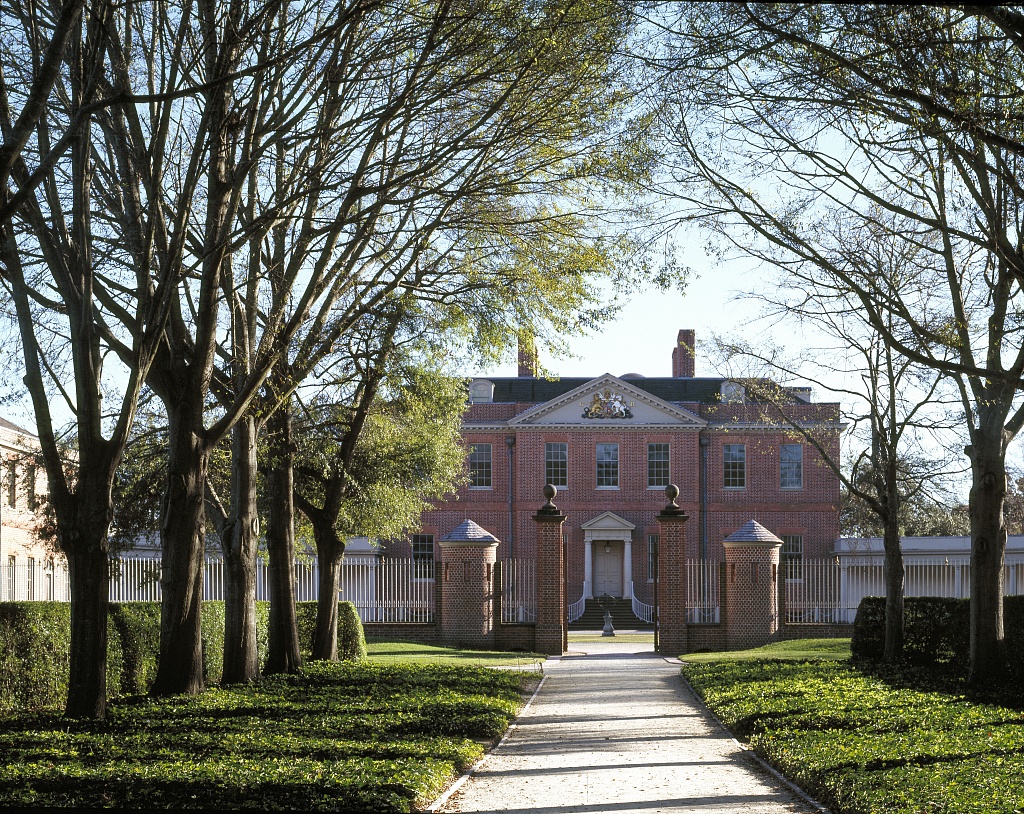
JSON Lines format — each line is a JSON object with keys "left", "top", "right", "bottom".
{"left": 435, "top": 640, "right": 824, "bottom": 814}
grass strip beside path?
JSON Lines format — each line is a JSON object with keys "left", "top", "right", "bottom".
{"left": 681, "top": 652, "right": 1024, "bottom": 814}
{"left": 0, "top": 662, "right": 533, "bottom": 811}
{"left": 365, "top": 639, "right": 544, "bottom": 669}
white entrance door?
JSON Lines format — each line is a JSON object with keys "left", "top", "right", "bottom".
{"left": 593, "top": 541, "right": 623, "bottom": 597}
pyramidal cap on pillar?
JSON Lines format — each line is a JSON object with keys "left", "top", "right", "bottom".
{"left": 723, "top": 520, "right": 783, "bottom": 546}
{"left": 439, "top": 519, "right": 499, "bottom": 547}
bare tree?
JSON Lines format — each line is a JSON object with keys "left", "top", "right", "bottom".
{"left": 658, "top": 3, "right": 1024, "bottom": 684}
{"left": 711, "top": 245, "right": 963, "bottom": 661}
{"left": 140, "top": 0, "right": 648, "bottom": 691}
{"left": 0, "top": 0, "right": 185, "bottom": 718}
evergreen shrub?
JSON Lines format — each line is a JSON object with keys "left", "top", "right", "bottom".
{"left": 852, "top": 594, "right": 1024, "bottom": 679}
{"left": 338, "top": 600, "right": 367, "bottom": 660}
{"left": 0, "top": 600, "right": 272, "bottom": 711}
{"left": 296, "top": 600, "right": 367, "bottom": 660}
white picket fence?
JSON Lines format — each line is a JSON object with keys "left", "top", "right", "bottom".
{"left": 7, "top": 555, "right": 435, "bottom": 623}
{"left": 502, "top": 558, "right": 537, "bottom": 623}
{"left": 786, "top": 558, "right": 1024, "bottom": 624}
{"left": 685, "top": 559, "right": 721, "bottom": 624}
{"left": 3, "top": 557, "right": 71, "bottom": 602}
{"left": 12, "top": 554, "right": 1024, "bottom": 630}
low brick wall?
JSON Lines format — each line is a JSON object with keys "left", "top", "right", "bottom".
{"left": 495, "top": 623, "right": 536, "bottom": 652}
{"left": 685, "top": 624, "right": 726, "bottom": 654}
{"left": 363, "top": 623, "right": 440, "bottom": 643}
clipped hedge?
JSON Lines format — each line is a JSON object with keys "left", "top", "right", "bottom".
{"left": 852, "top": 594, "right": 1024, "bottom": 680}
{"left": 0, "top": 600, "right": 276, "bottom": 712}
{"left": 296, "top": 600, "right": 367, "bottom": 660}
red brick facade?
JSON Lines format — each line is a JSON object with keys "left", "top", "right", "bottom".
{"left": 438, "top": 539, "right": 498, "bottom": 648}
{"left": 415, "top": 331, "right": 841, "bottom": 618}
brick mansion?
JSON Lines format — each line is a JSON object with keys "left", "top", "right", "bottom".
{"left": 407, "top": 329, "right": 843, "bottom": 609}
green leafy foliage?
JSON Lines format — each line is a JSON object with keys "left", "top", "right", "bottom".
{"left": 296, "top": 601, "right": 367, "bottom": 661}
{"left": 338, "top": 602, "right": 367, "bottom": 661}
{"left": 0, "top": 601, "right": 275, "bottom": 710}
{"left": 0, "top": 662, "right": 530, "bottom": 810}
{"left": 852, "top": 596, "right": 1024, "bottom": 682}
{"left": 683, "top": 659, "right": 1024, "bottom": 814}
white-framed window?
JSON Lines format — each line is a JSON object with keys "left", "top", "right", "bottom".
{"left": 468, "top": 444, "right": 492, "bottom": 488}
{"left": 780, "top": 444, "right": 803, "bottom": 489}
{"left": 411, "top": 534, "right": 434, "bottom": 579}
{"left": 647, "top": 443, "right": 670, "bottom": 488}
{"left": 723, "top": 444, "right": 746, "bottom": 488}
{"left": 782, "top": 534, "right": 803, "bottom": 581}
{"left": 647, "top": 533, "right": 659, "bottom": 581}
{"left": 6, "top": 555, "right": 15, "bottom": 601}
{"left": 596, "top": 443, "right": 619, "bottom": 488}
{"left": 469, "top": 378, "right": 494, "bottom": 403}
{"left": 545, "top": 442, "right": 568, "bottom": 488}
{"left": 721, "top": 381, "right": 745, "bottom": 403}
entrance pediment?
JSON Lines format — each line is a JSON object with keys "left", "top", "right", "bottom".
{"left": 507, "top": 374, "right": 705, "bottom": 428}
{"left": 581, "top": 511, "right": 635, "bottom": 533}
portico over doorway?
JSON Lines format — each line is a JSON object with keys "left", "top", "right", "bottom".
{"left": 581, "top": 511, "right": 635, "bottom": 599}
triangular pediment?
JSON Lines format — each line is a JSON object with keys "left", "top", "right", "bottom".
{"left": 581, "top": 511, "right": 636, "bottom": 532}
{"left": 507, "top": 374, "right": 706, "bottom": 428}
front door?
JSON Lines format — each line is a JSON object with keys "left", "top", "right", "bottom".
{"left": 593, "top": 540, "right": 623, "bottom": 597}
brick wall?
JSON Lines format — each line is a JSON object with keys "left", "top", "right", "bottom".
{"left": 723, "top": 541, "right": 781, "bottom": 650}
{"left": 364, "top": 623, "right": 440, "bottom": 643}
{"left": 438, "top": 541, "right": 497, "bottom": 649}
{"left": 534, "top": 507, "right": 565, "bottom": 655}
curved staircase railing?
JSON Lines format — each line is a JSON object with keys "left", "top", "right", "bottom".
{"left": 630, "top": 582, "right": 654, "bottom": 624}
{"left": 567, "top": 582, "right": 588, "bottom": 623}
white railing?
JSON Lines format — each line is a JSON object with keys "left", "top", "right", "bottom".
{"left": 630, "top": 582, "right": 653, "bottom": 623}
{"left": 360, "top": 557, "right": 435, "bottom": 623}
{"left": 568, "top": 581, "right": 588, "bottom": 623}
{"left": 3, "top": 557, "right": 70, "bottom": 602}
{"left": 502, "top": 558, "right": 536, "bottom": 623}
{"left": 9, "top": 554, "right": 435, "bottom": 623}
{"left": 685, "top": 560, "right": 721, "bottom": 624}
{"left": 784, "top": 558, "right": 1024, "bottom": 624}
{"left": 785, "top": 559, "right": 846, "bottom": 624}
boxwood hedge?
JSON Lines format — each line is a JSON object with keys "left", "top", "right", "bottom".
{"left": 852, "top": 594, "right": 1024, "bottom": 681}
{"left": 0, "top": 599, "right": 365, "bottom": 712}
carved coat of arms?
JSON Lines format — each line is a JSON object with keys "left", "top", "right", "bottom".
{"left": 582, "top": 388, "right": 633, "bottom": 419}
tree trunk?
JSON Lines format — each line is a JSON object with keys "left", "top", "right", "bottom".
{"left": 312, "top": 521, "right": 344, "bottom": 661}
{"left": 151, "top": 407, "right": 208, "bottom": 696}
{"left": 967, "top": 427, "right": 1010, "bottom": 687}
{"left": 265, "top": 406, "right": 302, "bottom": 674}
{"left": 221, "top": 415, "right": 261, "bottom": 684}
{"left": 881, "top": 512, "right": 905, "bottom": 663}
{"left": 62, "top": 513, "right": 110, "bottom": 718}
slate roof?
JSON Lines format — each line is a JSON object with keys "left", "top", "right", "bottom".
{"left": 441, "top": 519, "right": 499, "bottom": 543}
{"left": 724, "top": 520, "right": 783, "bottom": 544}
{"left": 483, "top": 377, "right": 780, "bottom": 405}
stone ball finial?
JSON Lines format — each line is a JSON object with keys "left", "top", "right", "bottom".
{"left": 544, "top": 483, "right": 561, "bottom": 509}
{"left": 665, "top": 483, "right": 680, "bottom": 506}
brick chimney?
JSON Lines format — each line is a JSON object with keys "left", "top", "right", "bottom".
{"left": 671, "top": 329, "right": 695, "bottom": 378}
{"left": 517, "top": 333, "right": 537, "bottom": 377}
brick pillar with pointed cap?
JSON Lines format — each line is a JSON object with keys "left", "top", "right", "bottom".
{"left": 439, "top": 520, "right": 499, "bottom": 649}
{"left": 723, "top": 520, "right": 783, "bottom": 650}
{"left": 533, "top": 484, "right": 566, "bottom": 655}
{"left": 656, "top": 484, "right": 689, "bottom": 655}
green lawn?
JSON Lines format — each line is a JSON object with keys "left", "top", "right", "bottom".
{"left": 0, "top": 661, "right": 533, "bottom": 811}
{"left": 682, "top": 647, "right": 1024, "bottom": 814}
{"left": 682, "top": 637, "right": 851, "bottom": 662}
{"left": 567, "top": 631, "right": 655, "bottom": 644}
{"left": 365, "top": 639, "right": 544, "bottom": 668}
